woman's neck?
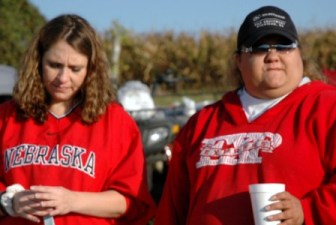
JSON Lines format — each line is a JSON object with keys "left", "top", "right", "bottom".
{"left": 48, "top": 98, "right": 81, "bottom": 118}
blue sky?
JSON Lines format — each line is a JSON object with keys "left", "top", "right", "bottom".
{"left": 29, "top": 0, "right": 336, "bottom": 34}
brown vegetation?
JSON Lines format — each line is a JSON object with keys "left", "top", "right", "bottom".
{"left": 1, "top": 1, "right": 336, "bottom": 94}
{"left": 103, "top": 24, "right": 336, "bottom": 94}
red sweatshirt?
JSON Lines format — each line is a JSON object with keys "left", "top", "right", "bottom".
{"left": 155, "top": 81, "right": 336, "bottom": 225}
{"left": 0, "top": 101, "right": 155, "bottom": 225}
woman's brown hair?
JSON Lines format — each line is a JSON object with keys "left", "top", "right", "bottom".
{"left": 13, "top": 14, "right": 115, "bottom": 124}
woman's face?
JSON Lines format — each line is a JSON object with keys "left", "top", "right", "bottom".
{"left": 42, "top": 39, "right": 88, "bottom": 105}
{"left": 236, "top": 35, "right": 304, "bottom": 99}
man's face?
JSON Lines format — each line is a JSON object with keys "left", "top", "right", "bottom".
{"left": 236, "top": 35, "right": 304, "bottom": 99}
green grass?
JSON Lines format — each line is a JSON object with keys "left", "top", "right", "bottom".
{"left": 153, "top": 91, "right": 222, "bottom": 107}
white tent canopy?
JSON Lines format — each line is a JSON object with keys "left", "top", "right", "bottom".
{"left": 0, "top": 64, "right": 17, "bottom": 95}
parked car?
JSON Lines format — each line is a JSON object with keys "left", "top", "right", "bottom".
{"left": 117, "top": 80, "right": 214, "bottom": 202}
{"left": 117, "top": 81, "right": 180, "bottom": 199}
{"left": 0, "top": 64, "right": 16, "bottom": 103}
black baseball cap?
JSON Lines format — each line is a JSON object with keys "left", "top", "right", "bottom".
{"left": 237, "top": 6, "right": 298, "bottom": 49}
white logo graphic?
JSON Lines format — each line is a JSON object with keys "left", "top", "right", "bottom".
{"left": 253, "top": 13, "right": 286, "bottom": 28}
{"left": 4, "top": 144, "right": 96, "bottom": 177}
{"left": 196, "top": 132, "right": 282, "bottom": 168}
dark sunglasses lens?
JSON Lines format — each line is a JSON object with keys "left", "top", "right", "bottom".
{"left": 275, "top": 44, "right": 293, "bottom": 52}
{"left": 252, "top": 45, "right": 271, "bottom": 53}
{"left": 251, "top": 44, "right": 296, "bottom": 54}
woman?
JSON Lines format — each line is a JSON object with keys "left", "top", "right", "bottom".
{"left": 0, "top": 14, "right": 155, "bottom": 225}
{"left": 155, "top": 6, "right": 336, "bottom": 225}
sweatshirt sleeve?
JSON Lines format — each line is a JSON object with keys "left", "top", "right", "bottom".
{"left": 104, "top": 107, "right": 156, "bottom": 225}
{"left": 0, "top": 101, "right": 15, "bottom": 191}
{"left": 154, "top": 124, "right": 191, "bottom": 225}
{"left": 300, "top": 92, "right": 336, "bottom": 225}
{"left": 114, "top": 128, "right": 156, "bottom": 225}
{"left": 300, "top": 146, "right": 336, "bottom": 224}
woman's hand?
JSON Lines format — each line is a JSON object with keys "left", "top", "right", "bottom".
{"left": 12, "top": 189, "right": 50, "bottom": 223}
{"left": 30, "top": 185, "right": 75, "bottom": 216}
{"left": 12, "top": 185, "right": 75, "bottom": 223}
{"left": 266, "top": 191, "right": 304, "bottom": 225}
{"left": 13, "top": 185, "right": 126, "bottom": 220}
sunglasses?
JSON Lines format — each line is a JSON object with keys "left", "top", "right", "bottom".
{"left": 239, "top": 42, "right": 299, "bottom": 54}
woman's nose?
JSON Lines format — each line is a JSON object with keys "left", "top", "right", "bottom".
{"left": 57, "top": 68, "right": 70, "bottom": 81}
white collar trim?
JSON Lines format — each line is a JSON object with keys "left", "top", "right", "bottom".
{"left": 238, "top": 77, "right": 310, "bottom": 122}
{"left": 49, "top": 101, "right": 81, "bottom": 119}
